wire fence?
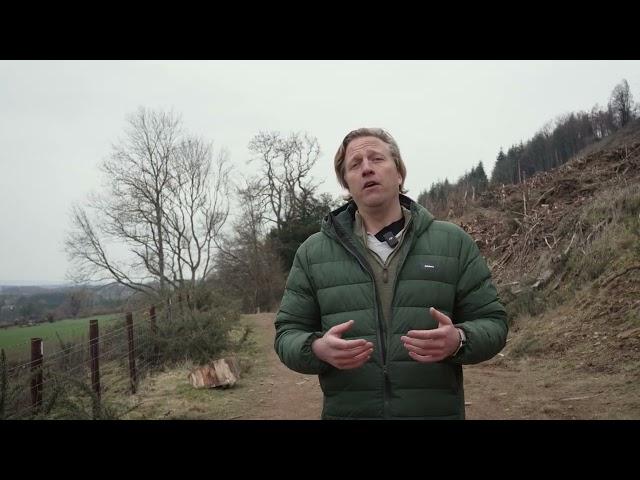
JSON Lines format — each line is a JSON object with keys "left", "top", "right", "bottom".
{"left": 0, "top": 303, "right": 199, "bottom": 420}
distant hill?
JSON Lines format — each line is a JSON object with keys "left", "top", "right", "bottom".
{"left": 0, "top": 282, "right": 132, "bottom": 299}
{"left": 0, "top": 285, "right": 61, "bottom": 295}
{"left": 0, "top": 282, "right": 135, "bottom": 326}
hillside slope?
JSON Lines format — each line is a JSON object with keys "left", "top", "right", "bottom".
{"left": 452, "top": 120, "right": 640, "bottom": 417}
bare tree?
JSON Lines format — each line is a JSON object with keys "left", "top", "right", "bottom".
{"left": 214, "top": 177, "right": 284, "bottom": 313}
{"left": 247, "top": 131, "right": 322, "bottom": 232}
{"left": 64, "top": 288, "right": 91, "bottom": 318}
{"left": 65, "top": 107, "right": 230, "bottom": 302}
{"left": 609, "top": 79, "right": 635, "bottom": 128}
{"left": 590, "top": 104, "right": 611, "bottom": 139}
{"left": 164, "top": 140, "right": 231, "bottom": 289}
{"left": 211, "top": 131, "right": 332, "bottom": 312}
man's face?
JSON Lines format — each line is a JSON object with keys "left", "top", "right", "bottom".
{"left": 343, "top": 136, "right": 402, "bottom": 210}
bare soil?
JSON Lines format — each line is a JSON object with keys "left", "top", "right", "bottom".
{"left": 127, "top": 312, "right": 639, "bottom": 420}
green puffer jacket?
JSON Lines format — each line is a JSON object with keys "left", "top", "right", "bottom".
{"left": 274, "top": 195, "right": 508, "bottom": 419}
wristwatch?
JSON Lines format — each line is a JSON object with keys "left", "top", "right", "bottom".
{"left": 452, "top": 327, "right": 467, "bottom": 357}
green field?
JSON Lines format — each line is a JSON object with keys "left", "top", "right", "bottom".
{"left": 0, "top": 313, "right": 124, "bottom": 354}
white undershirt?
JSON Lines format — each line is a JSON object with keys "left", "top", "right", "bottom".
{"left": 365, "top": 227, "right": 406, "bottom": 264}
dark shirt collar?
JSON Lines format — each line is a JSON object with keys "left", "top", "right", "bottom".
{"left": 373, "top": 216, "right": 405, "bottom": 242}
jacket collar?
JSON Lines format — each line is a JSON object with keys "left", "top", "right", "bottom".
{"left": 322, "top": 194, "right": 434, "bottom": 241}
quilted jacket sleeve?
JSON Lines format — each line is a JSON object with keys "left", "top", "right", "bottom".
{"left": 449, "top": 230, "right": 508, "bottom": 365}
{"left": 274, "top": 241, "right": 331, "bottom": 375}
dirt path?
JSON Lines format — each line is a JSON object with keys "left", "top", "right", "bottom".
{"left": 129, "top": 313, "right": 638, "bottom": 420}
{"left": 465, "top": 357, "right": 640, "bottom": 420}
{"left": 239, "top": 313, "right": 525, "bottom": 420}
{"left": 239, "top": 313, "right": 639, "bottom": 420}
{"left": 235, "top": 313, "right": 322, "bottom": 419}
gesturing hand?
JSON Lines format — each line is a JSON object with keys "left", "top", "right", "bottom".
{"left": 401, "top": 307, "right": 460, "bottom": 362}
{"left": 312, "top": 320, "right": 374, "bottom": 370}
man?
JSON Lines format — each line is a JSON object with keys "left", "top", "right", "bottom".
{"left": 274, "top": 128, "right": 508, "bottom": 419}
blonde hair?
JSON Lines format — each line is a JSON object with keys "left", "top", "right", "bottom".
{"left": 334, "top": 128, "right": 407, "bottom": 196}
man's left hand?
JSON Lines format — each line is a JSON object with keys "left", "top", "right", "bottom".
{"left": 401, "top": 307, "right": 460, "bottom": 363}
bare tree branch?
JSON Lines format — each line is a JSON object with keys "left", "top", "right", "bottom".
{"left": 247, "top": 131, "right": 322, "bottom": 232}
{"left": 65, "top": 108, "right": 229, "bottom": 299}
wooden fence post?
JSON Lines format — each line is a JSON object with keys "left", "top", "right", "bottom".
{"left": 126, "top": 312, "right": 137, "bottom": 394}
{"left": 89, "top": 320, "right": 100, "bottom": 400}
{"left": 149, "top": 305, "right": 159, "bottom": 363}
{"left": 30, "top": 338, "right": 43, "bottom": 413}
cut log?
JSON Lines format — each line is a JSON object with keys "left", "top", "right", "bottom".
{"left": 188, "top": 357, "right": 240, "bottom": 389}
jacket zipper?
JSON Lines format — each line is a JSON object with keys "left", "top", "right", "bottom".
{"left": 333, "top": 227, "right": 386, "bottom": 365}
{"left": 387, "top": 215, "right": 416, "bottom": 339}
{"left": 331, "top": 220, "right": 389, "bottom": 415}
{"left": 379, "top": 216, "right": 415, "bottom": 417}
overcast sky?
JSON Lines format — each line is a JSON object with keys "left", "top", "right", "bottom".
{"left": 1, "top": 60, "right": 639, "bottom": 284}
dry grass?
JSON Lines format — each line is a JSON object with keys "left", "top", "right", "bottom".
{"left": 121, "top": 315, "right": 271, "bottom": 420}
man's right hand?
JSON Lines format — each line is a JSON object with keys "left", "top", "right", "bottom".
{"left": 311, "top": 320, "right": 374, "bottom": 370}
